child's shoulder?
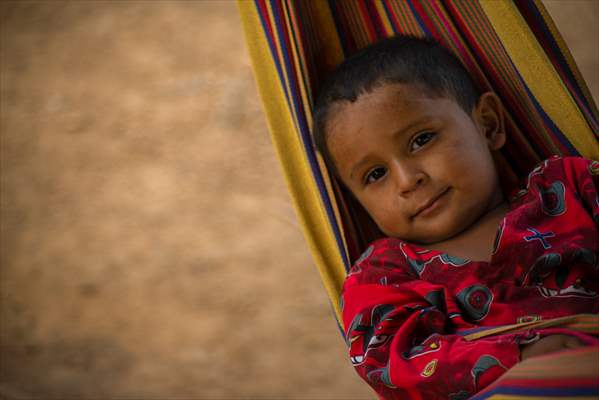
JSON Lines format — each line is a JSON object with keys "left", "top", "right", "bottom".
{"left": 509, "top": 156, "right": 595, "bottom": 203}
{"left": 351, "top": 237, "right": 405, "bottom": 269}
{"left": 529, "top": 155, "right": 594, "bottom": 178}
{"left": 526, "top": 155, "right": 588, "bottom": 180}
{"left": 346, "top": 238, "right": 423, "bottom": 283}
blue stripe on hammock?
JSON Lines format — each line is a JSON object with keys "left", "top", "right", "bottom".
{"left": 255, "top": 0, "right": 293, "bottom": 119}
{"left": 364, "top": 0, "right": 386, "bottom": 41}
{"left": 475, "top": 41, "right": 571, "bottom": 161}
{"left": 470, "top": 385, "right": 599, "bottom": 399}
{"left": 466, "top": 61, "right": 544, "bottom": 172}
{"left": 517, "top": 70, "right": 581, "bottom": 156}
{"left": 263, "top": 0, "right": 351, "bottom": 270}
{"left": 517, "top": 0, "right": 598, "bottom": 132}
{"left": 328, "top": 0, "right": 350, "bottom": 58}
{"left": 406, "top": 0, "right": 433, "bottom": 38}
{"left": 270, "top": 0, "right": 303, "bottom": 138}
{"left": 381, "top": 0, "right": 398, "bottom": 35}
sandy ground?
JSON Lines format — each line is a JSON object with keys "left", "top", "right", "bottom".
{"left": 0, "top": 1, "right": 596, "bottom": 399}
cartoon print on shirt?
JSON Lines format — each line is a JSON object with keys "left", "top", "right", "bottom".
{"left": 402, "top": 334, "right": 442, "bottom": 360}
{"left": 401, "top": 242, "right": 436, "bottom": 276}
{"left": 491, "top": 220, "right": 505, "bottom": 255}
{"left": 544, "top": 275, "right": 599, "bottom": 298}
{"left": 523, "top": 253, "right": 598, "bottom": 298}
{"left": 406, "top": 257, "right": 428, "bottom": 276}
{"left": 525, "top": 158, "right": 554, "bottom": 189}
{"left": 509, "top": 188, "right": 528, "bottom": 203}
{"left": 366, "top": 365, "right": 396, "bottom": 388}
{"left": 347, "top": 265, "right": 362, "bottom": 277}
{"left": 401, "top": 242, "right": 470, "bottom": 277}
{"left": 471, "top": 355, "right": 507, "bottom": 390}
{"left": 424, "top": 289, "right": 446, "bottom": 313}
{"left": 439, "top": 253, "right": 469, "bottom": 266}
{"left": 355, "top": 245, "right": 374, "bottom": 265}
{"left": 571, "top": 248, "right": 597, "bottom": 269}
{"left": 526, "top": 163, "right": 544, "bottom": 188}
{"left": 584, "top": 161, "right": 599, "bottom": 209}
{"left": 347, "top": 246, "right": 374, "bottom": 277}
{"left": 516, "top": 315, "right": 541, "bottom": 324}
{"left": 523, "top": 228, "right": 555, "bottom": 249}
{"left": 512, "top": 157, "right": 559, "bottom": 202}
{"left": 347, "top": 245, "right": 374, "bottom": 276}
{"left": 538, "top": 181, "right": 566, "bottom": 216}
{"left": 523, "top": 253, "right": 562, "bottom": 285}
{"left": 346, "top": 304, "right": 401, "bottom": 365}
{"left": 421, "top": 359, "right": 438, "bottom": 377}
{"left": 449, "top": 390, "right": 470, "bottom": 400}
{"left": 456, "top": 284, "right": 493, "bottom": 321}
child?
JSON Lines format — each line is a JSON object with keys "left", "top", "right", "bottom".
{"left": 312, "top": 35, "right": 599, "bottom": 399}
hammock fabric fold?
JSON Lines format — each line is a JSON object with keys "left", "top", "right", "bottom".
{"left": 467, "top": 314, "right": 599, "bottom": 399}
{"left": 471, "top": 346, "right": 599, "bottom": 399}
{"left": 239, "top": 0, "right": 598, "bottom": 397}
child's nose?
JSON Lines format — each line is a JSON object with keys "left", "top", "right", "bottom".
{"left": 391, "top": 161, "right": 426, "bottom": 195}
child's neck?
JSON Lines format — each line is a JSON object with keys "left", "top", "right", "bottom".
{"left": 419, "top": 200, "right": 509, "bottom": 263}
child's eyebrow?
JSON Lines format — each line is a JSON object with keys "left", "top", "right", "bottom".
{"left": 391, "top": 116, "right": 433, "bottom": 139}
{"left": 348, "top": 116, "right": 433, "bottom": 180}
{"left": 349, "top": 158, "right": 375, "bottom": 180}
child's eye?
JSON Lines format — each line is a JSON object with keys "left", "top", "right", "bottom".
{"left": 410, "top": 131, "right": 436, "bottom": 151}
{"left": 364, "top": 167, "right": 387, "bottom": 185}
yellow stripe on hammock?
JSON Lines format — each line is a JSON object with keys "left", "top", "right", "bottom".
{"left": 237, "top": 1, "right": 347, "bottom": 324}
{"left": 480, "top": 0, "right": 599, "bottom": 160}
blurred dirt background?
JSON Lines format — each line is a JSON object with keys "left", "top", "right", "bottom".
{"left": 0, "top": 1, "right": 597, "bottom": 399}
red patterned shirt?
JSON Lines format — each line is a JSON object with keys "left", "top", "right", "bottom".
{"left": 342, "top": 156, "right": 599, "bottom": 400}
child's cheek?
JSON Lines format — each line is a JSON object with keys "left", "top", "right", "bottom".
{"left": 366, "top": 199, "right": 400, "bottom": 237}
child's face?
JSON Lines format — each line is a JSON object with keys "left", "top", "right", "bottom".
{"left": 326, "top": 83, "right": 505, "bottom": 244}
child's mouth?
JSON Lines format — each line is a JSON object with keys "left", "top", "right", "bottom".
{"left": 412, "top": 188, "right": 451, "bottom": 218}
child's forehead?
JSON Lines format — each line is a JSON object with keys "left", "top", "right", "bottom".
{"left": 328, "top": 82, "right": 458, "bottom": 122}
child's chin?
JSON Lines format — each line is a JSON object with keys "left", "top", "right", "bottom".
{"left": 382, "top": 216, "right": 467, "bottom": 243}
{"left": 406, "top": 224, "right": 467, "bottom": 244}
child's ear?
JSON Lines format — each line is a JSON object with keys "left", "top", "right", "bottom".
{"left": 473, "top": 92, "right": 505, "bottom": 151}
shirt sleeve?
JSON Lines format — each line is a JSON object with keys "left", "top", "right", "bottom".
{"left": 341, "top": 240, "right": 521, "bottom": 400}
{"left": 562, "top": 157, "right": 599, "bottom": 225}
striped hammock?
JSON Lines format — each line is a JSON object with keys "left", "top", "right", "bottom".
{"left": 466, "top": 314, "right": 599, "bottom": 399}
{"left": 238, "top": 1, "right": 598, "bottom": 396}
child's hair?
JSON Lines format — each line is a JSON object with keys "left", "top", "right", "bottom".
{"left": 313, "top": 35, "right": 481, "bottom": 174}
